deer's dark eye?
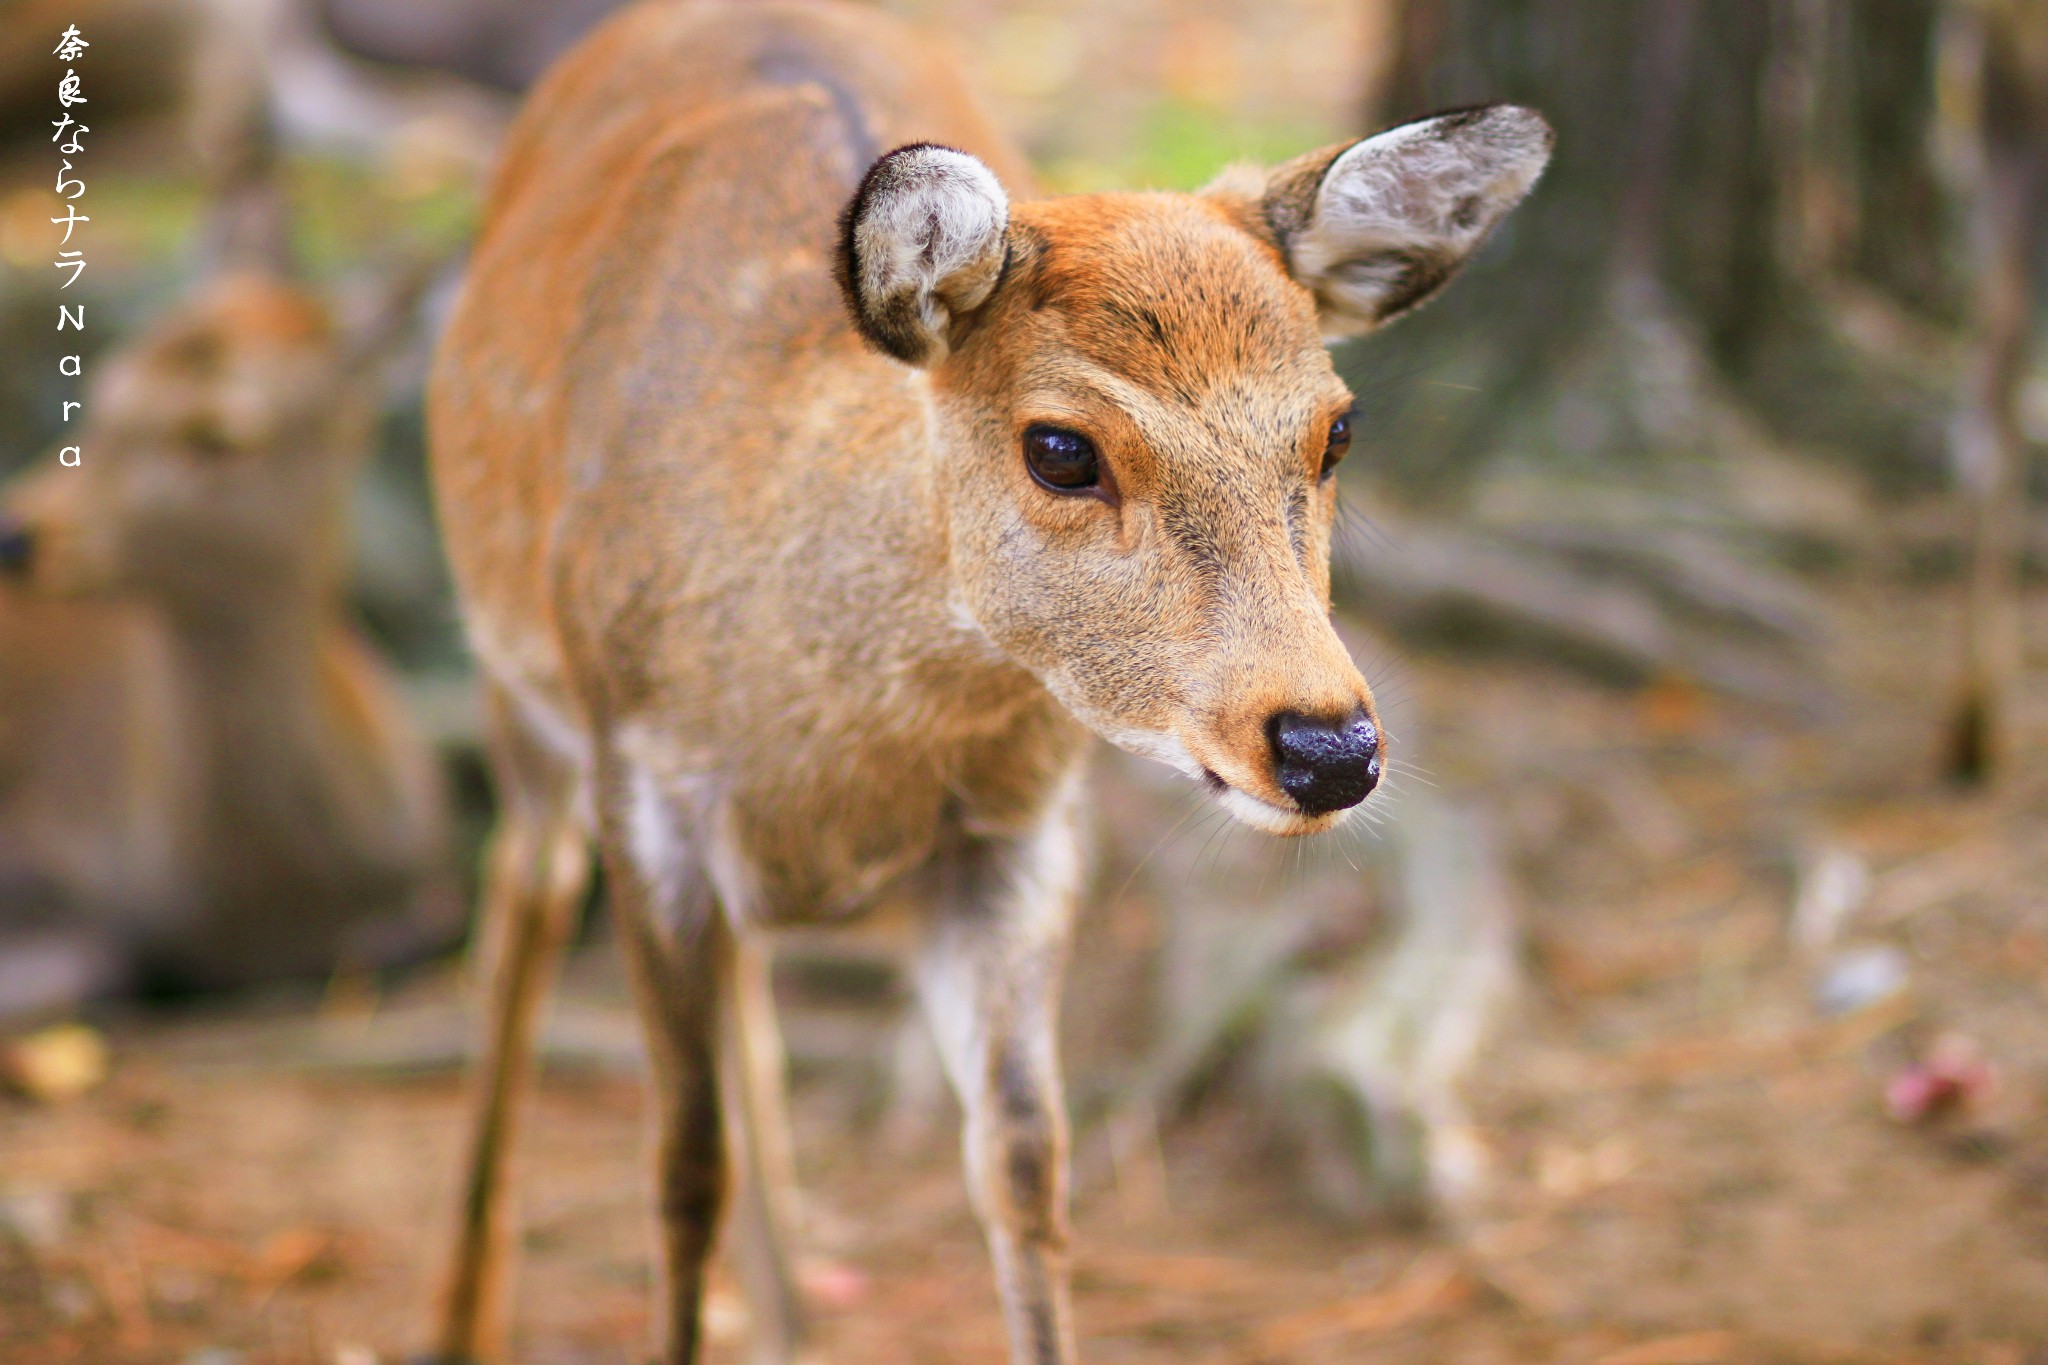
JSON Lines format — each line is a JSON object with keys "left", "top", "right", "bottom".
{"left": 1023, "top": 425, "right": 1099, "bottom": 492}
{"left": 1320, "top": 411, "right": 1353, "bottom": 480}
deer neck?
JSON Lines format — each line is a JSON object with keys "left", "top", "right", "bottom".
{"left": 156, "top": 573, "right": 348, "bottom": 826}
{"left": 163, "top": 574, "right": 324, "bottom": 693}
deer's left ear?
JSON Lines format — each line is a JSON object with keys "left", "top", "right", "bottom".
{"left": 836, "top": 143, "right": 1011, "bottom": 367}
{"left": 1246, "top": 105, "right": 1552, "bottom": 339}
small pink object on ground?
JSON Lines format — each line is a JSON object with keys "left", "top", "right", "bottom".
{"left": 1885, "top": 1033, "right": 1996, "bottom": 1123}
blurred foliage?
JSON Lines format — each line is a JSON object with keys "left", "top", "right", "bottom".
{"left": 1041, "top": 99, "right": 1331, "bottom": 193}
{"left": 284, "top": 153, "right": 478, "bottom": 280}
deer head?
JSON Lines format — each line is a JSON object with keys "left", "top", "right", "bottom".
{"left": 0, "top": 272, "right": 369, "bottom": 617}
{"left": 836, "top": 107, "right": 1552, "bottom": 833}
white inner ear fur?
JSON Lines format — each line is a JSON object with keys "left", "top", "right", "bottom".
{"left": 855, "top": 147, "right": 1010, "bottom": 363}
{"left": 1291, "top": 106, "right": 1551, "bottom": 337}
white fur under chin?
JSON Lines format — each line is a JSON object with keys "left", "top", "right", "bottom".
{"left": 1216, "top": 783, "right": 1350, "bottom": 837}
{"left": 1091, "top": 721, "right": 1354, "bottom": 837}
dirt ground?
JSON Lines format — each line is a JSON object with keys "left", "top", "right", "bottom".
{"left": 3, "top": 568, "right": 2047, "bottom": 1365}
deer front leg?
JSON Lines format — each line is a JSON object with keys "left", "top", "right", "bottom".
{"left": 610, "top": 888, "right": 730, "bottom": 1364}
{"left": 914, "top": 821, "right": 1082, "bottom": 1365}
{"left": 596, "top": 763, "right": 742, "bottom": 1365}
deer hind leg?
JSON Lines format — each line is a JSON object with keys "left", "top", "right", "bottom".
{"left": 914, "top": 825, "right": 1082, "bottom": 1365}
{"left": 427, "top": 684, "right": 590, "bottom": 1365}
{"left": 719, "top": 931, "right": 811, "bottom": 1365}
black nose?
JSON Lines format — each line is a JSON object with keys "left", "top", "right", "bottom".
{"left": 0, "top": 516, "right": 31, "bottom": 578}
{"left": 1268, "top": 709, "right": 1380, "bottom": 815}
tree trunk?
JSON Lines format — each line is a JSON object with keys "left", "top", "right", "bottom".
{"left": 1349, "top": 0, "right": 1966, "bottom": 497}
{"left": 1943, "top": 0, "right": 2047, "bottom": 783}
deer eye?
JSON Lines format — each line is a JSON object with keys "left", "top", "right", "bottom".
{"left": 1320, "top": 411, "right": 1353, "bottom": 480}
{"left": 1023, "top": 425, "right": 1099, "bottom": 492}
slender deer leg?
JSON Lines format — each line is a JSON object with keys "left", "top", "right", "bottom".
{"left": 429, "top": 688, "right": 590, "bottom": 1364}
{"left": 719, "top": 932, "right": 810, "bottom": 1365}
{"left": 914, "top": 817, "right": 1082, "bottom": 1365}
{"left": 599, "top": 772, "right": 732, "bottom": 1365}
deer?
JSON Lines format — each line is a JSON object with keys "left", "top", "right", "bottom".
{"left": 422, "top": 2, "right": 1550, "bottom": 1361}
{"left": 0, "top": 271, "right": 458, "bottom": 1010}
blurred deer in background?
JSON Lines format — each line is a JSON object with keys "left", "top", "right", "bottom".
{"left": 424, "top": 2, "right": 1548, "bottom": 1361}
{"left": 0, "top": 272, "right": 459, "bottom": 1013}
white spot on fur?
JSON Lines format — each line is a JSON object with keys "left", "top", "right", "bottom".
{"left": 1094, "top": 723, "right": 1204, "bottom": 781}
{"left": 614, "top": 723, "right": 729, "bottom": 934}
{"left": 915, "top": 946, "right": 982, "bottom": 1100}
{"left": 944, "top": 588, "right": 1012, "bottom": 666}
{"left": 701, "top": 802, "right": 761, "bottom": 931}
{"left": 914, "top": 768, "right": 1085, "bottom": 1098}
{"left": 507, "top": 678, "right": 590, "bottom": 770}
{"left": 1013, "top": 763, "right": 1087, "bottom": 928}
{"left": 466, "top": 621, "right": 591, "bottom": 773}
{"left": 626, "top": 765, "right": 687, "bottom": 913}
{"left": 728, "top": 258, "right": 772, "bottom": 313}
{"left": 468, "top": 662, "right": 595, "bottom": 822}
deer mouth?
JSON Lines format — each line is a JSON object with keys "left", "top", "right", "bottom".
{"left": 1089, "top": 719, "right": 1363, "bottom": 836}
{"left": 1201, "top": 767, "right": 1351, "bottom": 837}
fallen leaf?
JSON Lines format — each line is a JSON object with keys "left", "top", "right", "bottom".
{"left": 1079, "top": 1250, "right": 1276, "bottom": 1296}
{"left": 247, "top": 1226, "right": 338, "bottom": 1300}
{"left": 2, "top": 1024, "right": 109, "bottom": 1102}
{"left": 1595, "top": 1329, "right": 1739, "bottom": 1365}
{"left": 1251, "top": 1253, "right": 1470, "bottom": 1354}
{"left": 800, "top": 1256, "right": 869, "bottom": 1309}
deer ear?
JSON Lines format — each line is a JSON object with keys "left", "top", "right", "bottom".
{"left": 1257, "top": 105, "right": 1552, "bottom": 339}
{"left": 836, "top": 143, "right": 1011, "bottom": 367}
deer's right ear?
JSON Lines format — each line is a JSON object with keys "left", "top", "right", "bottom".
{"left": 836, "top": 144, "right": 1011, "bottom": 367}
{"left": 1251, "top": 105, "right": 1552, "bottom": 339}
